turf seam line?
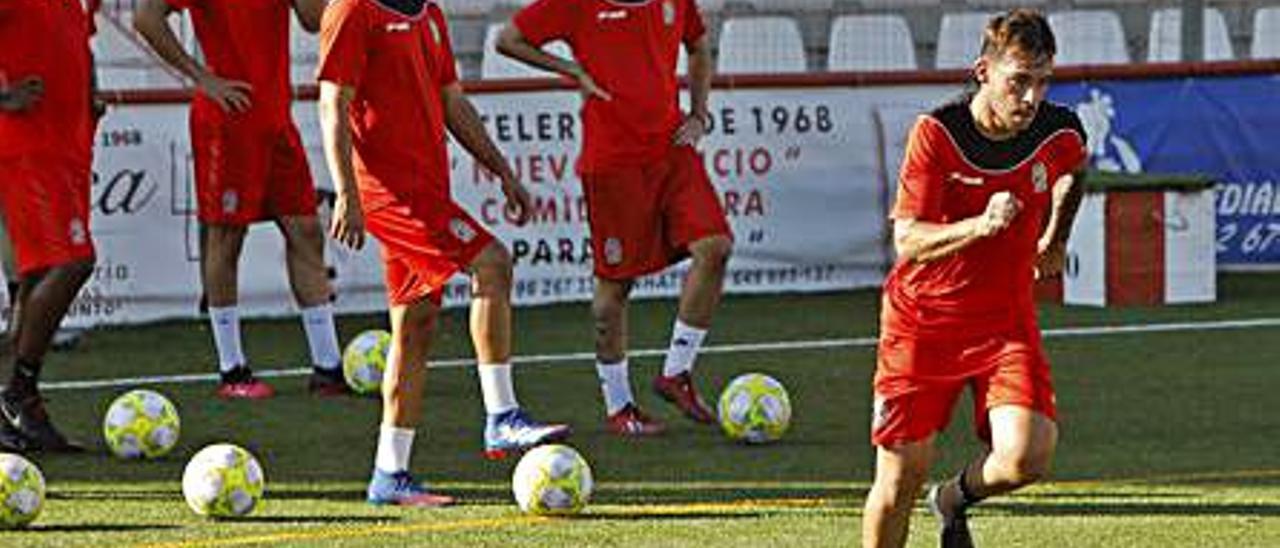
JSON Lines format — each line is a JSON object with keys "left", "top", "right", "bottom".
{"left": 42, "top": 316, "right": 1280, "bottom": 391}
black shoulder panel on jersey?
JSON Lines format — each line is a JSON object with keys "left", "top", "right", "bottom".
{"left": 928, "top": 96, "right": 1086, "bottom": 172}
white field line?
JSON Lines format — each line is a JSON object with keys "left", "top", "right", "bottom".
{"left": 42, "top": 317, "right": 1280, "bottom": 391}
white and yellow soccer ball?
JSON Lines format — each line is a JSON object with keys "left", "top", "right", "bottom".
{"left": 342, "top": 329, "right": 392, "bottom": 394}
{"left": 718, "top": 373, "right": 792, "bottom": 444}
{"left": 182, "top": 443, "right": 265, "bottom": 518}
{"left": 511, "top": 444, "right": 593, "bottom": 516}
{"left": 0, "top": 453, "right": 44, "bottom": 529}
{"left": 103, "top": 389, "right": 181, "bottom": 459}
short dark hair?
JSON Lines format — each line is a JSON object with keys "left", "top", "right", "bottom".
{"left": 980, "top": 9, "right": 1056, "bottom": 61}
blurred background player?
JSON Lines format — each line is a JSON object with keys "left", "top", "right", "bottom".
{"left": 317, "top": 0, "right": 571, "bottom": 506}
{"left": 0, "top": 0, "right": 101, "bottom": 452}
{"left": 861, "top": 9, "right": 1087, "bottom": 548}
{"left": 498, "top": 0, "right": 734, "bottom": 437}
{"left": 134, "top": 0, "right": 350, "bottom": 399}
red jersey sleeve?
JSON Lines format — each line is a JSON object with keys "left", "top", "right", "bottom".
{"left": 317, "top": 0, "right": 369, "bottom": 87}
{"left": 429, "top": 6, "right": 457, "bottom": 86}
{"left": 682, "top": 0, "right": 706, "bottom": 47}
{"left": 891, "top": 116, "right": 946, "bottom": 221}
{"left": 513, "top": 0, "right": 575, "bottom": 47}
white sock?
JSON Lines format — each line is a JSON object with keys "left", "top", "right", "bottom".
{"left": 596, "top": 359, "right": 634, "bottom": 416}
{"left": 478, "top": 362, "right": 519, "bottom": 415}
{"left": 374, "top": 425, "right": 415, "bottom": 473}
{"left": 662, "top": 319, "right": 707, "bottom": 377}
{"left": 208, "top": 306, "right": 245, "bottom": 374}
{"left": 301, "top": 304, "right": 341, "bottom": 371}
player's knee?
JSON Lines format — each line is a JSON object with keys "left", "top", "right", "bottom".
{"left": 998, "top": 448, "right": 1054, "bottom": 487}
{"left": 398, "top": 301, "right": 439, "bottom": 336}
{"left": 591, "top": 293, "right": 624, "bottom": 325}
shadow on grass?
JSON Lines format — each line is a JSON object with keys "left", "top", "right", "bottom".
{"left": 568, "top": 511, "right": 767, "bottom": 521}
{"left": 216, "top": 515, "right": 402, "bottom": 524}
{"left": 986, "top": 501, "right": 1280, "bottom": 518}
{"left": 51, "top": 490, "right": 179, "bottom": 501}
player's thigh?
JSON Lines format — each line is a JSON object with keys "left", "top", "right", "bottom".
{"left": 987, "top": 405, "right": 1057, "bottom": 469}
{"left": 192, "top": 122, "right": 270, "bottom": 224}
{"left": 264, "top": 125, "right": 319, "bottom": 219}
{"left": 370, "top": 201, "right": 493, "bottom": 306}
{"left": 0, "top": 156, "right": 95, "bottom": 274}
{"left": 581, "top": 167, "right": 664, "bottom": 278}
{"left": 661, "top": 146, "right": 732, "bottom": 251}
{"left": 970, "top": 333, "right": 1057, "bottom": 444}
{"left": 872, "top": 436, "right": 937, "bottom": 492}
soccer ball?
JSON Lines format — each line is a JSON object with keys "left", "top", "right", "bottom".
{"left": 342, "top": 329, "right": 392, "bottom": 394}
{"left": 718, "top": 373, "right": 792, "bottom": 444}
{"left": 511, "top": 444, "right": 593, "bottom": 516}
{"left": 182, "top": 443, "right": 265, "bottom": 518}
{"left": 0, "top": 454, "right": 44, "bottom": 529}
{"left": 103, "top": 389, "right": 181, "bottom": 459}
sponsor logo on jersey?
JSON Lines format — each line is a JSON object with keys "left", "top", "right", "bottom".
{"left": 1032, "top": 162, "right": 1048, "bottom": 193}
{"left": 662, "top": 0, "right": 675, "bottom": 26}
{"left": 449, "top": 218, "right": 476, "bottom": 243}
{"left": 427, "top": 18, "right": 441, "bottom": 44}
{"left": 598, "top": 9, "right": 627, "bottom": 21}
{"left": 385, "top": 21, "right": 411, "bottom": 33}
{"left": 947, "top": 172, "right": 984, "bottom": 187}
{"left": 604, "top": 237, "right": 623, "bottom": 265}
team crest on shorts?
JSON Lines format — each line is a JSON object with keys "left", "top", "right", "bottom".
{"left": 871, "top": 395, "right": 889, "bottom": 431}
{"left": 68, "top": 218, "right": 87, "bottom": 246}
{"left": 449, "top": 218, "right": 476, "bottom": 243}
{"left": 662, "top": 0, "right": 675, "bottom": 26}
{"left": 1032, "top": 162, "right": 1048, "bottom": 193}
{"left": 221, "top": 190, "right": 238, "bottom": 214}
{"left": 604, "top": 237, "right": 623, "bottom": 266}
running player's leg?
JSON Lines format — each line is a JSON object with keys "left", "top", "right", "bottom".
{"left": 863, "top": 438, "right": 936, "bottom": 548}
{"left": 468, "top": 241, "right": 570, "bottom": 458}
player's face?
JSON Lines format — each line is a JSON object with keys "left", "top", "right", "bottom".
{"left": 978, "top": 48, "right": 1054, "bottom": 133}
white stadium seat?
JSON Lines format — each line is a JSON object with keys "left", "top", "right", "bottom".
{"left": 935, "top": 12, "right": 993, "bottom": 69}
{"left": 716, "top": 17, "right": 807, "bottom": 74}
{"left": 1147, "top": 8, "right": 1233, "bottom": 62}
{"left": 1048, "top": 10, "right": 1130, "bottom": 65}
{"left": 827, "top": 14, "right": 916, "bottom": 71}
{"left": 745, "top": 0, "right": 834, "bottom": 12}
{"left": 964, "top": 0, "right": 1046, "bottom": 7}
{"left": 437, "top": 0, "right": 497, "bottom": 17}
{"left": 480, "top": 24, "right": 573, "bottom": 79}
{"left": 1253, "top": 6, "right": 1280, "bottom": 59}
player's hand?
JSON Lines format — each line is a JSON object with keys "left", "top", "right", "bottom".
{"left": 672, "top": 112, "right": 708, "bottom": 146}
{"left": 568, "top": 65, "right": 612, "bottom": 101}
{"left": 0, "top": 77, "right": 44, "bottom": 112}
{"left": 975, "top": 191, "right": 1022, "bottom": 237}
{"left": 1034, "top": 238, "right": 1066, "bottom": 280}
{"left": 329, "top": 192, "right": 366, "bottom": 251}
{"left": 500, "top": 175, "right": 533, "bottom": 226}
{"left": 195, "top": 73, "right": 253, "bottom": 114}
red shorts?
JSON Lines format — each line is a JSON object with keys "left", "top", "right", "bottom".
{"left": 870, "top": 329, "right": 1057, "bottom": 447}
{"left": 192, "top": 119, "right": 317, "bottom": 225}
{"left": 366, "top": 199, "right": 493, "bottom": 306}
{"left": 0, "top": 154, "right": 96, "bottom": 275}
{"left": 580, "top": 146, "right": 731, "bottom": 280}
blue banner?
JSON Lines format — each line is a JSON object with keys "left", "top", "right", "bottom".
{"left": 1049, "top": 75, "right": 1280, "bottom": 268}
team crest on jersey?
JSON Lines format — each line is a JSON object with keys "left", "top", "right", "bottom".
{"left": 662, "top": 0, "right": 676, "bottom": 26}
{"left": 221, "top": 190, "right": 239, "bottom": 214}
{"left": 1032, "top": 162, "right": 1048, "bottom": 193}
{"left": 449, "top": 218, "right": 476, "bottom": 243}
{"left": 427, "top": 18, "right": 442, "bottom": 45}
{"left": 68, "top": 219, "right": 87, "bottom": 246}
{"left": 604, "top": 237, "right": 623, "bottom": 266}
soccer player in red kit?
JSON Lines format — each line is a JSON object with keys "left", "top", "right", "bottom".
{"left": 498, "top": 0, "right": 734, "bottom": 436}
{"left": 0, "top": 0, "right": 100, "bottom": 452}
{"left": 862, "top": 10, "right": 1088, "bottom": 548}
{"left": 317, "top": 0, "right": 570, "bottom": 506}
{"left": 134, "top": 0, "right": 350, "bottom": 399}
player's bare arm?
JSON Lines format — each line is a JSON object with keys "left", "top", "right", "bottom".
{"left": 134, "top": 0, "right": 253, "bottom": 113}
{"left": 673, "top": 35, "right": 712, "bottom": 146}
{"left": 894, "top": 191, "right": 1022, "bottom": 263}
{"left": 291, "top": 0, "right": 324, "bottom": 33}
{"left": 1035, "top": 170, "right": 1085, "bottom": 278}
{"left": 495, "top": 24, "right": 612, "bottom": 101}
{"left": 441, "top": 82, "right": 533, "bottom": 225}
{"left": 0, "top": 76, "right": 43, "bottom": 112}
{"left": 318, "top": 81, "right": 364, "bottom": 251}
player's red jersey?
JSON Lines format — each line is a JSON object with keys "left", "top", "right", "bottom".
{"left": 882, "top": 97, "right": 1087, "bottom": 344}
{"left": 514, "top": 0, "right": 705, "bottom": 173}
{"left": 165, "top": 0, "right": 295, "bottom": 129}
{"left": 317, "top": 0, "right": 458, "bottom": 212}
{"left": 0, "top": 0, "right": 95, "bottom": 165}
